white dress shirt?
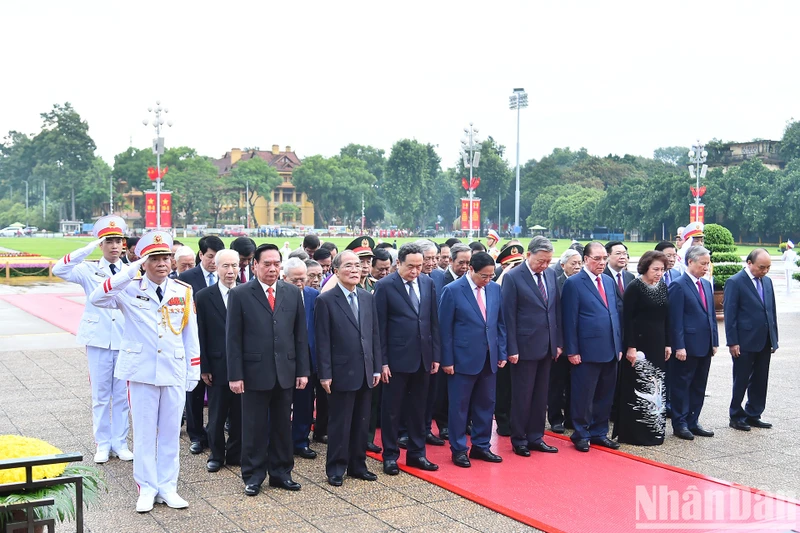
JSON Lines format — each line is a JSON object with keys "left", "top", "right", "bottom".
{"left": 218, "top": 283, "right": 231, "bottom": 308}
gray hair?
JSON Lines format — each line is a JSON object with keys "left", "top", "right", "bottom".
{"left": 387, "top": 248, "right": 398, "bottom": 265}
{"left": 559, "top": 248, "right": 580, "bottom": 265}
{"left": 685, "top": 245, "right": 710, "bottom": 263}
{"left": 332, "top": 250, "right": 358, "bottom": 271}
{"left": 413, "top": 239, "right": 437, "bottom": 254}
{"left": 304, "top": 259, "right": 321, "bottom": 270}
{"left": 450, "top": 243, "right": 471, "bottom": 261}
{"left": 288, "top": 249, "right": 309, "bottom": 261}
{"left": 214, "top": 249, "right": 240, "bottom": 266}
{"left": 283, "top": 257, "right": 307, "bottom": 275}
{"left": 174, "top": 245, "right": 195, "bottom": 261}
{"left": 528, "top": 236, "right": 554, "bottom": 254}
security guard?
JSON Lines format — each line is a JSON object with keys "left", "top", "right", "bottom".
{"left": 348, "top": 236, "right": 376, "bottom": 292}
{"left": 90, "top": 231, "right": 200, "bottom": 513}
{"left": 486, "top": 229, "right": 501, "bottom": 262}
{"left": 52, "top": 215, "right": 132, "bottom": 464}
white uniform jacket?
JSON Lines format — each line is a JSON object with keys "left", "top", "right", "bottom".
{"left": 52, "top": 247, "right": 126, "bottom": 350}
{"left": 90, "top": 273, "right": 200, "bottom": 390}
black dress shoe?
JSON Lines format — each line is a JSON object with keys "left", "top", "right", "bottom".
{"left": 469, "top": 448, "right": 503, "bottom": 463}
{"left": 268, "top": 478, "right": 301, "bottom": 491}
{"left": 512, "top": 445, "right": 531, "bottom": 457}
{"left": 573, "top": 439, "right": 590, "bottom": 452}
{"left": 746, "top": 418, "right": 772, "bottom": 429}
{"left": 206, "top": 460, "right": 222, "bottom": 473}
{"left": 349, "top": 470, "right": 378, "bottom": 481}
{"left": 383, "top": 460, "right": 399, "bottom": 475}
{"left": 293, "top": 447, "right": 317, "bottom": 459}
{"left": 496, "top": 425, "right": 511, "bottom": 437}
{"left": 729, "top": 420, "right": 752, "bottom": 431}
{"left": 530, "top": 441, "right": 558, "bottom": 453}
{"left": 366, "top": 442, "right": 382, "bottom": 453}
{"left": 327, "top": 475, "right": 343, "bottom": 487}
{"left": 690, "top": 426, "right": 715, "bottom": 437}
{"left": 426, "top": 432, "right": 445, "bottom": 446}
{"left": 244, "top": 484, "right": 260, "bottom": 496}
{"left": 189, "top": 441, "right": 205, "bottom": 454}
{"left": 439, "top": 427, "right": 449, "bottom": 440}
{"left": 406, "top": 457, "right": 439, "bottom": 471}
{"left": 397, "top": 435, "right": 409, "bottom": 449}
{"left": 452, "top": 452, "right": 471, "bottom": 468}
{"left": 590, "top": 437, "right": 620, "bottom": 450}
{"left": 550, "top": 423, "right": 565, "bottom": 434}
{"left": 312, "top": 434, "right": 328, "bottom": 444}
{"left": 674, "top": 428, "right": 695, "bottom": 440}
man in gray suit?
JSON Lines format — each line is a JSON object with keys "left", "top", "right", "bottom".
{"left": 502, "top": 236, "right": 562, "bottom": 456}
{"left": 227, "top": 244, "right": 310, "bottom": 496}
{"left": 316, "top": 251, "right": 382, "bottom": 486}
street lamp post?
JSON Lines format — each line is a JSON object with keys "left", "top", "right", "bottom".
{"left": 687, "top": 140, "right": 708, "bottom": 222}
{"left": 23, "top": 180, "right": 29, "bottom": 228}
{"left": 461, "top": 123, "right": 481, "bottom": 240}
{"left": 509, "top": 88, "right": 528, "bottom": 234}
{"left": 143, "top": 101, "right": 173, "bottom": 229}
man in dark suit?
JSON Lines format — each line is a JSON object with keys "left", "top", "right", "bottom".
{"left": 604, "top": 241, "right": 635, "bottom": 315}
{"left": 439, "top": 252, "right": 507, "bottom": 467}
{"left": 231, "top": 237, "right": 256, "bottom": 283}
{"left": 561, "top": 242, "right": 623, "bottom": 452}
{"left": 282, "top": 258, "right": 320, "bottom": 460}
{"left": 196, "top": 249, "right": 242, "bottom": 473}
{"left": 502, "top": 237, "right": 561, "bottom": 456}
{"left": 724, "top": 249, "right": 778, "bottom": 431}
{"left": 550, "top": 248, "right": 582, "bottom": 433}
{"left": 227, "top": 244, "right": 310, "bottom": 495}
{"left": 427, "top": 243, "right": 471, "bottom": 441}
{"left": 375, "top": 243, "right": 441, "bottom": 475}
{"left": 179, "top": 235, "right": 225, "bottom": 455}
{"left": 668, "top": 245, "right": 718, "bottom": 440}
{"left": 316, "top": 251, "right": 382, "bottom": 486}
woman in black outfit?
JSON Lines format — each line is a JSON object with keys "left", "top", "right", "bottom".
{"left": 614, "top": 251, "right": 671, "bottom": 446}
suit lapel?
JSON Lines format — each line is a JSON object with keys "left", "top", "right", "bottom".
{"left": 250, "top": 279, "right": 272, "bottom": 313}
{"left": 743, "top": 272, "right": 764, "bottom": 307}
{"left": 459, "top": 277, "right": 485, "bottom": 323}
{"left": 393, "top": 273, "right": 417, "bottom": 314}
{"left": 334, "top": 288, "right": 360, "bottom": 331}
{"left": 580, "top": 271, "right": 607, "bottom": 307}
{"left": 685, "top": 275, "right": 706, "bottom": 310}
{"left": 210, "top": 284, "right": 227, "bottom": 320}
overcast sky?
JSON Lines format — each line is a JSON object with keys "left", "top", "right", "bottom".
{"left": 3, "top": 1, "right": 799, "bottom": 169}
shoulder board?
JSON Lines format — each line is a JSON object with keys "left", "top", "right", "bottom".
{"left": 173, "top": 279, "right": 192, "bottom": 289}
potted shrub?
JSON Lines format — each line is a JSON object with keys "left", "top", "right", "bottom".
{"left": 0, "top": 435, "right": 106, "bottom": 532}
{"left": 703, "top": 223, "right": 741, "bottom": 319}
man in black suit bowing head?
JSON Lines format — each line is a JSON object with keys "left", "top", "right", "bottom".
{"left": 316, "top": 251, "right": 382, "bottom": 486}
{"left": 374, "top": 243, "right": 441, "bottom": 475}
{"left": 227, "top": 243, "right": 310, "bottom": 496}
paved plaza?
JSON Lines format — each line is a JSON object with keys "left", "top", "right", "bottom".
{"left": 1, "top": 266, "right": 799, "bottom": 532}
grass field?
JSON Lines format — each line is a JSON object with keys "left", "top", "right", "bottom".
{"left": 0, "top": 236, "right": 780, "bottom": 260}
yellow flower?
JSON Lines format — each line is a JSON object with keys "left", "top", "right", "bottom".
{"left": 0, "top": 435, "right": 67, "bottom": 485}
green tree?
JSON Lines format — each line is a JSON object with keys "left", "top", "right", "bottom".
{"left": 653, "top": 146, "right": 690, "bottom": 167}
{"left": 76, "top": 158, "right": 114, "bottom": 218}
{"left": 112, "top": 147, "right": 155, "bottom": 193}
{"left": 454, "top": 136, "right": 512, "bottom": 231}
{"left": 779, "top": 120, "right": 800, "bottom": 162}
{"left": 228, "top": 157, "right": 281, "bottom": 227}
{"left": 167, "top": 156, "right": 219, "bottom": 226}
{"left": 383, "top": 139, "right": 441, "bottom": 229}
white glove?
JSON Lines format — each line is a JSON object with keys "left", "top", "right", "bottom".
{"left": 90, "top": 237, "right": 106, "bottom": 248}
{"left": 186, "top": 379, "right": 199, "bottom": 392}
{"left": 126, "top": 257, "right": 147, "bottom": 279}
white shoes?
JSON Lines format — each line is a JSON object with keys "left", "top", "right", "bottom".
{"left": 93, "top": 449, "right": 110, "bottom": 464}
{"left": 110, "top": 446, "right": 134, "bottom": 461}
{"left": 136, "top": 493, "right": 155, "bottom": 513}
{"left": 155, "top": 492, "right": 188, "bottom": 509}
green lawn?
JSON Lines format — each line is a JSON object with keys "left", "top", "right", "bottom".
{"left": 0, "top": 236, "right": 779, "bottom": 260}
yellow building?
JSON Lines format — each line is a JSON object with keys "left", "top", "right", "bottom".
{"left": 212, "top": 145, "right": 314, "bottom": 227}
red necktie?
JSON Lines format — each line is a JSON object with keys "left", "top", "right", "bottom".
{"left": 617, "top": 273, "right": 625, "bottom": 294}
{"left": 240, "top": 266, "right": 247, "bottom": 283}
{"left": 267, "top": 287, "right": 275, "bottom": 311}
{"left": 696, "top": 280, "right": 707, "bottom": 311}
{"left": 596, "top": 276, "right": 608, "bottom": 308}
{"left": 476, "top": 286, "right": 487, "bottom": 320}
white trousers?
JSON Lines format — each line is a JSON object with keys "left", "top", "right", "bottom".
{"left": 128, "top": 381, "right": 185, "bottom": 496}
{"left": 785, "top": 269, "right": 793, "bottom": 295}
{"left": 86, "top": 347, "right": 130, "bottom": 452}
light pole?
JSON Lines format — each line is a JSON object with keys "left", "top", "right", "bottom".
{"left": 461, "top": 123, "right": 481, "bottom": 240}
{"left": 509, "top": 88, "right": 528, "bottom": 235}
{"left": 23, "top": 180, "right": 29, "bottom": 228}
{"left": 109, "top": 167, "right": 114, "bottom": 214}
{"left": 143, "top": 101, "right": 173, "bottom": 229}
{"left": 687, "top": 140, "right": 708, "bottom": 222}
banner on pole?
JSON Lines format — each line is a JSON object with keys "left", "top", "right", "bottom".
{"left": 689, "top": 203, "right": 705, "bottom": 223}
{"left": 460, "top": 198, "right": 481, "bottom": 231}
{"left": 145, "top": 191, "right": 173, "bottom": 228}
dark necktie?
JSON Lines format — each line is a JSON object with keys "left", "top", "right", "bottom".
{"left": 536, "top": 272, "right": 548, "bottom": 306}
{"left": 156, "top": 286, "right": 163, "bottom": 302}
{"left": 240, "top": 266, "right": 247, "bottom": 284}
{"left": 756, "top": 277, "right": 764, "bottom": 303}
{"left": 109, "top": 264, "right": 117, "bottom": 275}
{"left": 664, "top": 271, "right": 671, "bottom": 286}
{"left": 617, "top": 272, "right": 625, "bottom": 294}
{"left": 407, "top": 281, "right": 419, "bottom": 313}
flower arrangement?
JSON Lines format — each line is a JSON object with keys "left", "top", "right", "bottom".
{"left": 0, "top": 435, "right": 106, "bottom": 527}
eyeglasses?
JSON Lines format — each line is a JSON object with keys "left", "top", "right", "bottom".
{"left": 586, "top": 256, "right": 608, "bottom": 262}
{"left": 474, "top": 272, "right": 493, "bottom": 280}
{"left": 340, "top": 263, "right": 361, "bottom": 271}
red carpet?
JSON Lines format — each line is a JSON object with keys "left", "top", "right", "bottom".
{"left": 8, "top": 294, "right": 800, "bottom": 531}
{"left": 1, "top": 293, "right": 84, "bottom": 335}
{"left": 369, "top": 428, "right": 800, "bottom": 532}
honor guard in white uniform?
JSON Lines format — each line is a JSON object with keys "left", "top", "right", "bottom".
{"left": 90, "top": 231, "right": 200, "bottom": 513}
{"left": 52, "top": 215, "right": 133, "bottom": 464}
